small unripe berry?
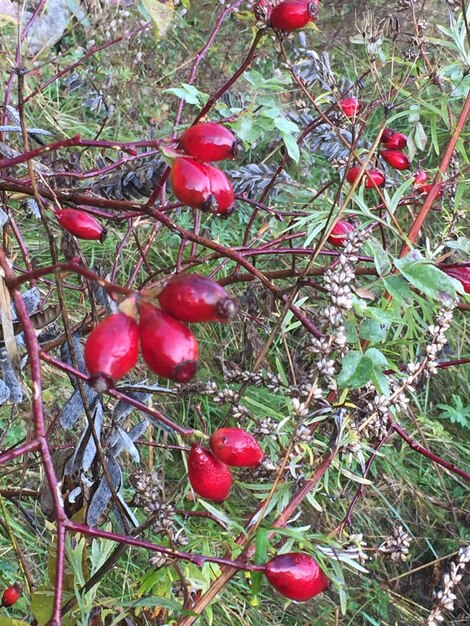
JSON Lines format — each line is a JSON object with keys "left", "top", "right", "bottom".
{"left": 1, "top": 583, "right": 22, "bottom": 608}
{"left": 210, "top": 428, "right": 264, "bottom": 467}
{"left": 139, "top": 302, "right": 198, "bottom": 382}
{"left": 55, "top": 209, "right": 105, "bottom": 242}
{"left": 380, "top": 149, "right": 410, "bottom": 171}
{"left": 180, "top": 122, "right": 241, "bottom": 162}
{"left": 158, "top": 274, "right": 238, "bottom": 323}
{"left": 340, "top": 97, "right": 360, "bottom": 118}
{"left": 270, "top": 0, "right": 319, "bottom": 31}
{"left": 346, "top": 166, "right": 385, "bottom": 189}
{"left": 327, "top": 220, "right": 355, "bottom": 247}
{"left": 265, "top": 552, "right": 329, "bottom": 601}
{"left": 84, "top": 312, "right": 139, "bottom": 390}
{"left": 188, "top": 444, "right": 232, "bottom": 501}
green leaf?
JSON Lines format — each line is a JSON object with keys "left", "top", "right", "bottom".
{"left": 394, "top": 252, "right": 459, "bottom": 302}
{"left": 120, "top": 596, "right": 185, "bottom": 610}
{"left": 141, "top": 0, "right": 174, "bottom": 39}
{"left": 0, "top": 619, "right": 31, "bottom": 626}
{"left": 273, "top": 117, "right": 299, "bottom": 134}
{"left": 164, "top": 83, "right": 207, "bottom": 105}
{"left": 280, "top": 132, "right": 300, "bottom": 162}
{"left": 382, "top": 275, "right": 414, "bottom": 304}
{"left": 358, "top": 319, "right": 387, "bottom": 344}
{"left": 338, "top": 351, "right": 373, "bottom": 388}
{"left": 251, "top": 528, "right": 269, "bottom": 601}
{"left": 366, "top": 240, "right": 392, "bottom": 276}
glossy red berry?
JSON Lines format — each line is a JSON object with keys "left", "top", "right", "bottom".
{"left": 170, "top": 157, "right": 234, "bottom": 214}
{"left": 412, "top": 169, "right": 428, "bottom": 186}
{"left": 158, "top": 274, "right": 238, "bottom": 323}
{"left": 210, "top": 428, "right": 264, "bottom": 467}
{"left": 55, "top": 209, "right": 105, "bottom": 242}
{"left": 1, "top": 584, "right": 22, "bottom": 608}
{"left": 139, "top": 302, "right": 198, "bottom": 382}
{"left": 441, "top": 266, "right": 470, "bottom": 293}
{"left": 346, "top": 166, "right": 385, "bottom": 189}
{"left": 340, "top": 97, "right": 360, "bottom": 118}
{"left": 180, "top": 123, "right": 241, "bottom": 162}
{"left": 327, "top": 220, "right": 355, "bottom": 247}
{"left": 188, "top": 444, "right": 232, "bottom": 501}
{"left": 84, "top": 313, "right": 139, "bottom": 390}
{"left": 265, "top": 552, "right": 329, "bottom": 601}
{"left": 417, "top": 182, "right": 443, "bottom": 197}
{"left": 380, "top": 129, "right": 407, "bottom": 150}
{"left": 270, "top": 0, "right": 319, "bottom": 31}
{"left": 380, "top": 149, "right": 410, "bottom": 171}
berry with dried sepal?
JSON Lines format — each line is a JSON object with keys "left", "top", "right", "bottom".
{"left": 1, "top": 584, "right": 22, "bottom": 608}
{"left": 180, "top": 122, "right": 241, "bottom": 162}
{"left": 346, "top": 166, "right": 385, "bottom": 189}
{"left": 380, "top": 149, "right": 410, "bottom": 171}
{"left": 188, "top": 444, "right": 232, "bottom": 501}
{"left": 327, "top": 220, "right": 355, "bottom": 247}
{"left": 270, "top": 0, "right": 319, "bottom": 31}
{"left": 340, "top": 97, "right": 360, "bottom": 118}
{"left": 85, "top": 312, "right": 139, "bottom": 390}
{"left": 55, "top": 209, "right": 106, "bottom": 242}
{"left": 441, "top": 266, "right": 470, "bottom": 293}
{"left": 265, "top": 552, "right": 329, "bottom": 601}
{"left": 158, "top": 274, "right": 238, "bottom": 323}
{"left": 210, "top": 427, "right": 264, "bottom": 467}
{"left": 139, "top": 302, "right": 198, "bottom": 382}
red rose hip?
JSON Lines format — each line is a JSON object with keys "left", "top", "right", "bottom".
{"left": 346, "top": 166, "right": 385, "bottom": 189}
{"left": 205, "top": 163, "right": 235, "bottom": 215}
{"left": 55, "top": 209, "right": 105, "bottom": 242}
{"left": 1, "top": 583, "right": 22, "bottom": 608}
{"left": 340, "top": 97, "right": 360, "bottom": 118}
{"left": 265, "top": 552, "right": 329, "bottom": 601}
{"left": 381, "top": 131, "right": 407, "bottom": 150}
{"left": 412, "top": 169, "right": 428, "bottom": 186}
{"left": 180, "top": 122, "right": 241, "bottom": 162}
{"left": 158, "top": 274, "right": 238, "bottom": 323}
{"left": 210, "top": 428, "right": 264, "bottom": 467}
{"left": 380, "top": 149, "right": 410, "bottom": 171}
{"left": 270, "top": 0, "right": 319, "bottom": 31}
{"left": 327, "top": 220, "right": 355, "bottom": 247}
{"left": 441, "top": 266, "right": 470, "bottom": 293}
{"left": 188, "top": 444, "right": 232, "bottom": 501}
{"left": 139, "top": 302, "right": 198, "bottom": 382}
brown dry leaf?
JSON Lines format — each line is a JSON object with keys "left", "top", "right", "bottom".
{"left": 142, "top": 0, "right": 174, "bottom": 39}
{"left": 0, "top": 0, "right": 18, "bottom": 25}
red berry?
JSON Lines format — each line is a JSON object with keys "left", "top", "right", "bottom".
{"left": 55, "top": 209, "right": 105, "bottom": 242}
{"left": 84, "top": 313, "right": 139, "bottom": 390}
{"left": 170, "top": 157, "right": 234, "bottom": 214}
{"left": 441, "top": 266, "right": 470, "bottom": 293}
{"left": 158, "top": 274, "right": 238, "bottom": 323}
{"left": 340, "top": 97, "right": 360, "bottom": 118}
{"left": 270, "top": 0, "right": 319, "bottom": 31}
{"left": 209, "top": 428, "right": 264, "bottom": 467}
{"left": 327, "top": 220, "right": 355, "bottom": 247}
{"left": 139, "top": 302, "right": 198, "bottom": 382}
{"left": 382, "top": 131, "right": 407, "bottom": 150}
{"left": 380, "top": 128, "right": 394, "bottom": 143}
{"left": 380, "top": 149, "right": 410, "bottom": 171}
{"left": 180, "top": 122, "right": 241, "bottom": 162}
{"left": 346, "top": 166, "right": 385, "bottom": 189}
{"left": 188, "top": 444, "right": 232, "bottom": 501}
{"left": 412, "top": 169, "right": 428, "bottom": 187}
{"left": 1, "top": 584, "right": 21, "bottom": 608}
{"left": 265, "top": 552, "right": 329, "bottom": 601}
{"left": 417, "top": 182, "right": 443, "bottom": 197}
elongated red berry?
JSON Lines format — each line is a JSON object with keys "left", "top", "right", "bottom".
{"left": 270, "top": 0, "right": 319, "bottom": 31}
{"left": 158, "top": 274, "right": 238, "bottom": 323}
{"left": 265, "top": 552, "right": 329, "bottom": 601}
{"left": 380, "top": 149, "right": 410, "bottom": 171}
{"left": 1, "top": 584, "right": 21, "bottom": 608}
{"left": 327, "top": 220, "right": 355, "bottom": 247}
{"left": 85, "top": 312, "right": 139, "bottom": 390}
{"left": 170, "top": 157, "right": 234, "bottom": 214}
{"left": 441, "top": 266, "right": 470, "bottom": 293}
{"left": 380, "top": 128, "right": 394, "bottom": 143}
{"left": 180, "top": 123, "right": 241, "bottom": 162}
{"left": 382, "top": 131, "right": 407, "bottom": 150}
{"left": 346, "top": 166, "right": 385, "bottom": 189}
{"left": 412, "top": 169, "right": 428, "bottom": 186}
{"left": 188, "top": 444, "right": 232, "bottom": 501}
{"left": 340, "top": 97, "right": 360, "bottom": 118}
{"left": 210, "top": 428, "right": 264, "bottom": 467}
{"left": 139, "top": 302, "right": 198, "bottom": 382}
{"left": 55, "top": 209, "right": 105, "bottom": 242}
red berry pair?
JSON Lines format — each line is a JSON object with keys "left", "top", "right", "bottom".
{"left": 379, "top": 128, "right": 410, "bottom": 171}
{"left": 84, "top": 275, "right": 238, "bottom": 389}
{"left": 171, "top": 122, "right": 239, "bottom": 215}
{"left": 188, "top": 428, "right": 263, "bottom": 501}
{"left": 268, "top": 0, "right": 320, "bottom": 32}
{"left": 55, "top": 209, "right": 106, "bottom": 242}
{"left": 264, "top": 552, "right": 329, "bottom": 601}
{"left": 346, "top": 166, "right": 385, "bottom": 189}
{"left": 1, "top": 583, "right": 21, "bottom": 608}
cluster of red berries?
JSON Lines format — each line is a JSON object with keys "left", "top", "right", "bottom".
{"left": 254, "top": 0, "right": 320, "bottom": 32}
{"left": 170, "top": 122, "right": 240, "bottom": 215}
{"left": 1, "top": 584, "right": 21, "bottom": 608}
{"left": 84, "top": 274, "right": 238, "bottom": 390}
